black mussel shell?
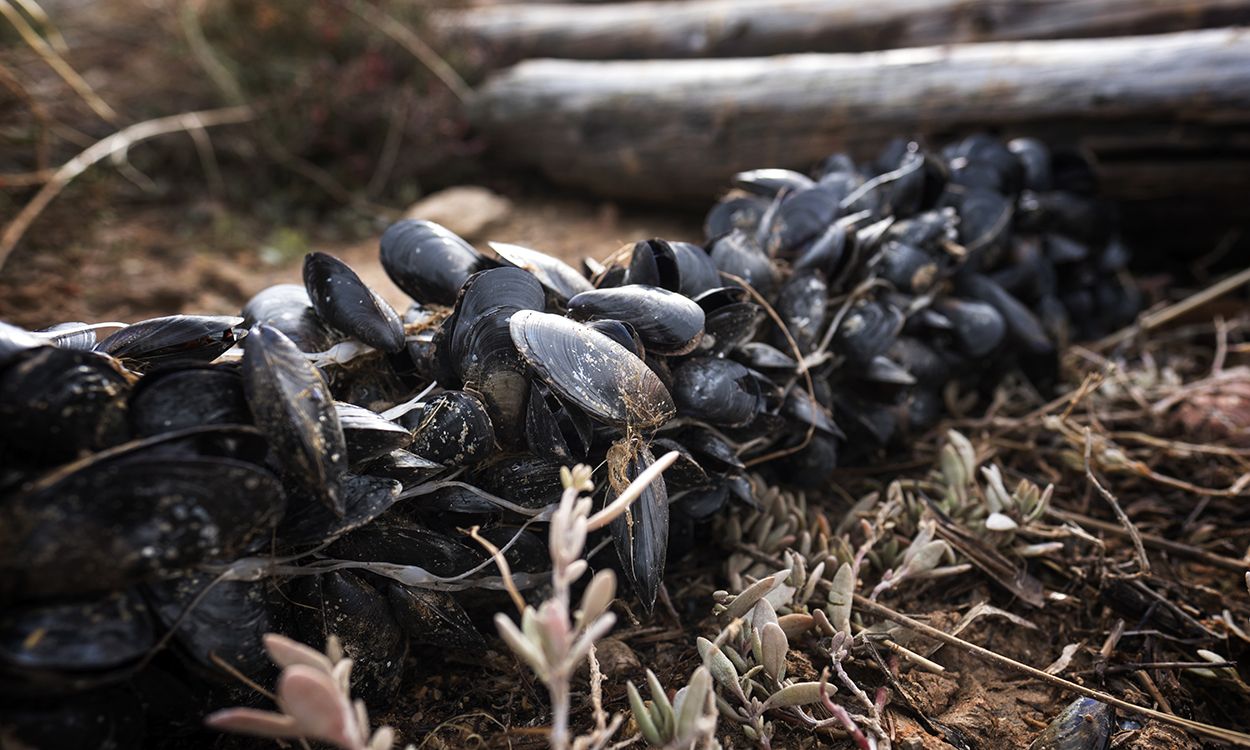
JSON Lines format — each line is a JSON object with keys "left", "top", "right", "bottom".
{"left": 129, "top": 365, "right": 249, "bottom": 437}
{"left": 606, "top": 439, "right": 669, "bottom": 612}
{"left": 445, "top": 268, "right": 546, "bottom": 444}
{"left": 242, "top": 324, "right": 348, "bottom": 514}
{"left": 888, "top": 337, "right": 950, "bottom": 384}
{"left": 585, "top": 319, "right": 645, "bottom": 358}
{"left": 380, "top": 219, "right": 489, "bottom": 306}
{"left": 490, "top": 241, "right": 594, "bottom": 301}
{"left": 1008, "top": 137, "right": 1052, "bottom": 193}
{"left": 732, "top": 168, "right": 815, "bottom": 198}
{"left": 525, "top": 380, "right": 594, "bottom": 462}
{"left": 0, "top": 347, "right": 130, "bottom": 464}
{"left": 0, "top": 687, "right": 145, "bottom": 747}
{"left": 946, "top": 187, "right": 1012, "bottom": 258}
{"left": 510, "top": 310, "right": 674, "bottom": 430}
{"left": 96, "top": 315, "right": 244, "bottom": 370}
{"left": 0, "top": 589, "right": 154, "bottom": 679}
{"left": 772, "top": 433, "right": 838, "bottom": 488}
{"left": 276, "top": 473, "right": 402, "bottom": 549}
{"left": 568, "top": 284, "right": 704, "bottom": 356}
{"left": 670, "top": 241, "right": 722, "bottom": 297}
{"left": 709, "top": 229, "right": 777, "bottom": 297}
{"left": 765, "top": 185, "right": 841, "bottom": 258}
{"left": 303, "top": 252, "right": 405, "bottom": 353}
{"left": 649, "top": 438, "right": 710, "bottom": 490}
{"left": 697, "top": 287, "right": 762, "bottom": 354}
{"left": 672, "top": 357, "right": 763, "bottom": 428}
{"left": 625, "top": 238, "right": 680, "bottom": 290}
{"left": 834, "top": 300, "right": 903, "bottom": 367}
{"left": 286, "top": 571, "right": 406, "bottom": 704}
{"left": 678, "top": 427, "right": 744, "bottom": 472}
{"left": 1027, "top": 698, "right": 1111, "bottom": 750}
{"left": 932, "top": 297, "right": 1006, "bottom": 359}
{"left": 386, "top": 583, "right": 484, "bottom": 650}
{"left": 410, "top": 390, "right": 495, "bottom": 466}
{"left": 875, "top": 241, "right": 940, "bottom": 294}
{"left": 782, "top": 388, "right": 841, "bottom": 437}
{"left": 241, "top": 283, "right": 337, "bottom": 353}
{"left": 328, "top": 519, "right": 478, "bottom": 577}
{"left": 792, "top": 220, "right": 848, "bottom": 278}
{"left": 738, "top": 342, "right": 797, "bottom": 370}
{"left": 0, "top": 447, "right": 285, "bottom": 601}
{"left": 957, "top": 273, "right": 1053, "bottom": 356}
{"left": 470, "top": 454, "right": 570, "bottom": 510}
{"left": 705, "top": 194, "right": 768, "bottom": 240}
{"left": 335, "top": 401, "right": 412, "bottom": 468}
{"left": 145, "top": 573, "right": 284, "bottom": 686}
{"left": 773, "top": 271, "right": 827, "bottom": 354}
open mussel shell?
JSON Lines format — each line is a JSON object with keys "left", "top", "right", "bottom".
{"left": 409, "top": 390, "right": 496, "bottom": 466}
{"left": 241, "top": 283, "right": 337, "bottom": 353}
{"left": 335, "top": 401, "right": 412, "bottom": 468}
{"left": 510, "top": 310, "right": 674, "bottom": 431}
{"left": 303, "top": 252, "right": 404, "bottom": 353}
{"left": 286, "top": 571, "right": 406, "bottom": 704}
{"left": 490, "top": 241, "right": 593, "bottom": 301}
{"left": 672, "top": 357, "right": 764, "bottom": 428}
{"left": 567, "top": 284, "right": 704, "bottom": 356}
{"left": 1027, "top": 698, "right": 1111, "bottom": 750}
{"left": 380, "top": 219, "right": 489, "bottom": 306}
{"left": 0, "top": 439, "right": 286, "bottom": 601}
{"left": 606, "top": 440, "right": 669, "bottom": 612}
{"left": 0, "top": 589, "right": 154, "bottom": 683}
{"left": 96, "top": 315, "right": 244, "bottom": 370}
{"left": 0, "top": 347, "right": 131, "bottom": 465}
{"left": 242, "top": 324, "right": 348, "bottom": 514}
{"left": 129, "top": 365, "right": 249, "bottom": 437}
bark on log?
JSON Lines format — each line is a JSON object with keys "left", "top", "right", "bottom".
{"left": 445, "top": 0, "right": 1250, "bottom": 66}
{"left": 470, "top": 28, "right": 1250, "bottom": 203}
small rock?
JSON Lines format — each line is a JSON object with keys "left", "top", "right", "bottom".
{"left": 404, "top": 186, "right": 512, "bottom": 240}
{"left": 577, "top": 637, "right": 640, "bottom": 680}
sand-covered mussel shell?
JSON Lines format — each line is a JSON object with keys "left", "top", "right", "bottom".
{"left": 303, "top": 251, "right": 404, "bottom": 353}
{"left": 380, "top": 219, "right": 490, "bottom": 306}
{"left": 510, "top": 310, "right": 674, "bottom": 431}
{"left": 241, "top": 324, "right": 348, "bottom": 514}
{"left": 241, "top": 283, "right": 337, "bottom": 353}
{"left": 0, "top": 436, "right": 286, "bottom": 602}
{"left": 96, "top": 315, "right": 244, "bottom": 370}
{"left": 409, "top": 390, "right": 496, "bottom": 466}
{"left": 0, "top": 346, "right": 130, "bottom": 465}
{"left": 567, "top": 284, "right": 704, "bottom": 355}
{"left": 606, "top": 439, "right": 669, "bottom": 612}
{"left": 129, "top": 365, "right": 249, "bottom": 437}
{"left": 1027, "top": 698, "right": 1112, "bottom": 750}
{"left": 386, "top": 583, "right": 484, "bottom": 650}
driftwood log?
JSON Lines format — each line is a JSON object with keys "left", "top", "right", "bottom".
{"left": 445, "top": 0, "right": 1250, "bottom": 66}
{"left": 470, "top": 28, "right": 1250, "bottom": 205}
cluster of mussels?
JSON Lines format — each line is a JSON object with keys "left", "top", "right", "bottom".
{"left": 0, "top": 134, "right": 1136, "bottom": 745}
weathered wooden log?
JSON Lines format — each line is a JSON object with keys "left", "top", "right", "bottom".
{"left": 470, "top": 28, "right": 1250, "bottom": 203}
{"left": 445, "top": 0, "right": 1250, "bottom": 66}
